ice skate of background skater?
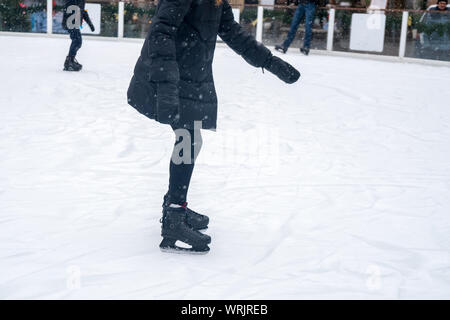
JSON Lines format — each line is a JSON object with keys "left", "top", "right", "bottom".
{"left": 62, "top": 0, "right": 95, "bottom": 71}
{"left": 127, "top": 0, "right": 300, "bottom": 254}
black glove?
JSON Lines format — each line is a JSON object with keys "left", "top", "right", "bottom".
{"left": 90, "top": 25, "right": 95, "bottom": 32}
{"left": 156, "top": 82, "right": 180, "bottom": 125}
{"left": 264, "top": 56, "right": 300, "bottom": 84}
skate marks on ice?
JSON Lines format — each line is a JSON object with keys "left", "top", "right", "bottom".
{"left": 205, "top": 50, "right": 450, "bottom": 298}
{"left": 1, "top": 36, "right": 450, "bottom": 298}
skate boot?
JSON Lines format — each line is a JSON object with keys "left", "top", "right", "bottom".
{"left": 72, "top": 57, "right": 83, "bottom": 70}
{"left": 163, "top": 194, "right": 209, "bottom": 230}
{"left": 275, "top": 44, "right": 287, "bottom": 54}
{"left": 160, "top": 205, "right": 211, "bottom": 254}
{"left": 63, "top": 56, "right": 82, "bottom": 72}
{"left": 300, "top": 47, "right": 310, "bottom": 56}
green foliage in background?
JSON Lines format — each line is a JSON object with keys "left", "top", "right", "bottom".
{"left": 0, "top": 0, "right": 33, "bottom": 31}
{"left": 263, "top": 8, "right": 293, "bottom": 25}
{"left": 336, "top": 10, "right": 352, "bottom": 33}
{"left": 240, "top": 7, "right": 257, "bottom": 24}
{"left": 124, "top": 3, "right": 156, "bottom": 20}
{"left": 385, "top": 13, "right": 402, "bottom": 31}
{"left": 416, "top": 21, "right": 450, "bottom": 36}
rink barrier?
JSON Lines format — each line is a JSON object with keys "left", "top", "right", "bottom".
{"left": 256, "top": 5, "right": 264, "bottom": 42}
{"left": 1, "top": 1, "right": 449, "bottom": 65}
{"left": 46, "top": 0, "right": 52, "bottom": 36}
{"left": 2, "top": 30, "right": 448, "bottom": 67}
{"left": 399, "top": 11, "right": 408, "bottom": 58}
{"left": 326, "top": 7, "right": 335, "bottom": 52}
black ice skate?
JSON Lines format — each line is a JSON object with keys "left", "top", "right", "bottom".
{"left": 72, "top": 57, "right": 83, "bottom": 70}
{"left": 160, "top": 205, "right": 211, "bottom": 254}
{"left": 275, "top": 44, "right": 287, "bottom": 54}
{"left": 63, "top": 56, "right": 82, "bottom": 72}
{"left": 163, "top": 194, "right": 209, "bottom": 230}
{"left": 300, "top": 47, "right": 310, "bottom": 56}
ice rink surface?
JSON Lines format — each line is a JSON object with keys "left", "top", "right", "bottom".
{"left": 1, "top": 35, "right": 450, "bottom": 299}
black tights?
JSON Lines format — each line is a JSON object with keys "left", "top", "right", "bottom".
{"left": 68, "top": 29, "right": 82, "bottom": 57}
{"left": 167, "top": 125, "right": 202, "bottom": 205}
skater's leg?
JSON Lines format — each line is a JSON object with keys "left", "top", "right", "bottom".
{"left": 68, "top": 29, "right": 82, "bottom": 58}
{"left": 64, "top": 30, "right": 83, "bottom": 71}
{"left": 168, "top": 125, "right": 202, "bottom": 205}
{"left": 303, "top": 3, "right": 316, "bottom": 49}
{"left": 282, "top": 4, "right": 306, "bottom": 49}
{"left": 161, "top": 126, "right": 210, "bottom": 254}
{"left": 162, "top": 124, "right": 209, "bottom": 230}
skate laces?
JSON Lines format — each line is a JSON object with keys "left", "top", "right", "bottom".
{"left": 161, "top": 202, "right": 188, "bottom": 224}
{"left": 168, "top": 202, "right": 187, "bottom": 209}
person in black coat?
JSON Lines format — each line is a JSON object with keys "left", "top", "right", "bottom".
{"left": 62, "top": 0, "right": 95, "bottom": 71}
{"left": 127, "top": 0, "right": 300, "bottom": 254}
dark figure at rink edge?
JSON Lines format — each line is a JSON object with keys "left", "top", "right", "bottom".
{"left": 62, "top": 0, "right": 95, "bottom": 71}
{"left": 128, "top": 0, "right": 300, "bottom": 254}
{"left": 275, "top": 0, "right": 322, "bottom": 56}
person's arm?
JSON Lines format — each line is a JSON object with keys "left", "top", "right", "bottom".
{"left": 147, "top": 0, "right": 193, "bottom": 124}
{"left": 218, "top": 0, "right": 271, "bottom": 69}
{"left": 82, "top": 10, "right": 95, "bottom": 32}
{"left": 218, "top": 0, "right": 300, "bottom": 84}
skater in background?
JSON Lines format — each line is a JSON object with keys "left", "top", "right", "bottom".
{"left": 62, "top": 0, "right": 95, "bottom": 71}
{"left": 275, "top": 0, "right": 322, "bottom": 56}
{"left": 127, "top": 0, "right": 300, "bottom": 254}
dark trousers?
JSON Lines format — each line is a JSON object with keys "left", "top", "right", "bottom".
{"left": 68, "top": 29, "right": 82, "bottom": 57}
{"left": 282, "top": 3, "right": 316, "bottom": 49}
{"left": 167, "top": 125, "right": 203, "bottom": 205}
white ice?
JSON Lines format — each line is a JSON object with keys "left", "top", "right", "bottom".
{"left": 1, "top": 35, "right": 450, "bottom": 299}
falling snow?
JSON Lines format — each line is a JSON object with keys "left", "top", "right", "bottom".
{"left": 1, "top": 36, "right": 450, "bottom": 299}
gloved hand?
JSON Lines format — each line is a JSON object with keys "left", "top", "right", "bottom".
{"left": 90, "top": 25, "right": 95, "bottom": 32}
{"left": 264, "top": 56, "right": 300, "bottom": 84}
{"left": 156, "top": 82, "right": 180, "bottom": 125}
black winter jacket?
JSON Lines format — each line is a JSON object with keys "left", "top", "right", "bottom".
{"left": 62, "top": 0, "right": 94, "bottom": 31}
{"left": 127, "top": 0, "right": 297, "bottom": 130}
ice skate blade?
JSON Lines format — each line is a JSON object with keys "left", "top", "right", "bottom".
{"left": 160, "top": 245, "right": 210, "bottom": 255}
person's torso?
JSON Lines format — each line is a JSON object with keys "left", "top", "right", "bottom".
{"left": 148, "top": 0, "right": 224, "bottom": 81}
{"left": 62, "top": 0, "right": 86, "bottom": 29}
{"left": 182, "top": 0, "right": 224, "bottom": 41}
{"left": 177, "top": 0, "right": 223, "bottom": 64}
